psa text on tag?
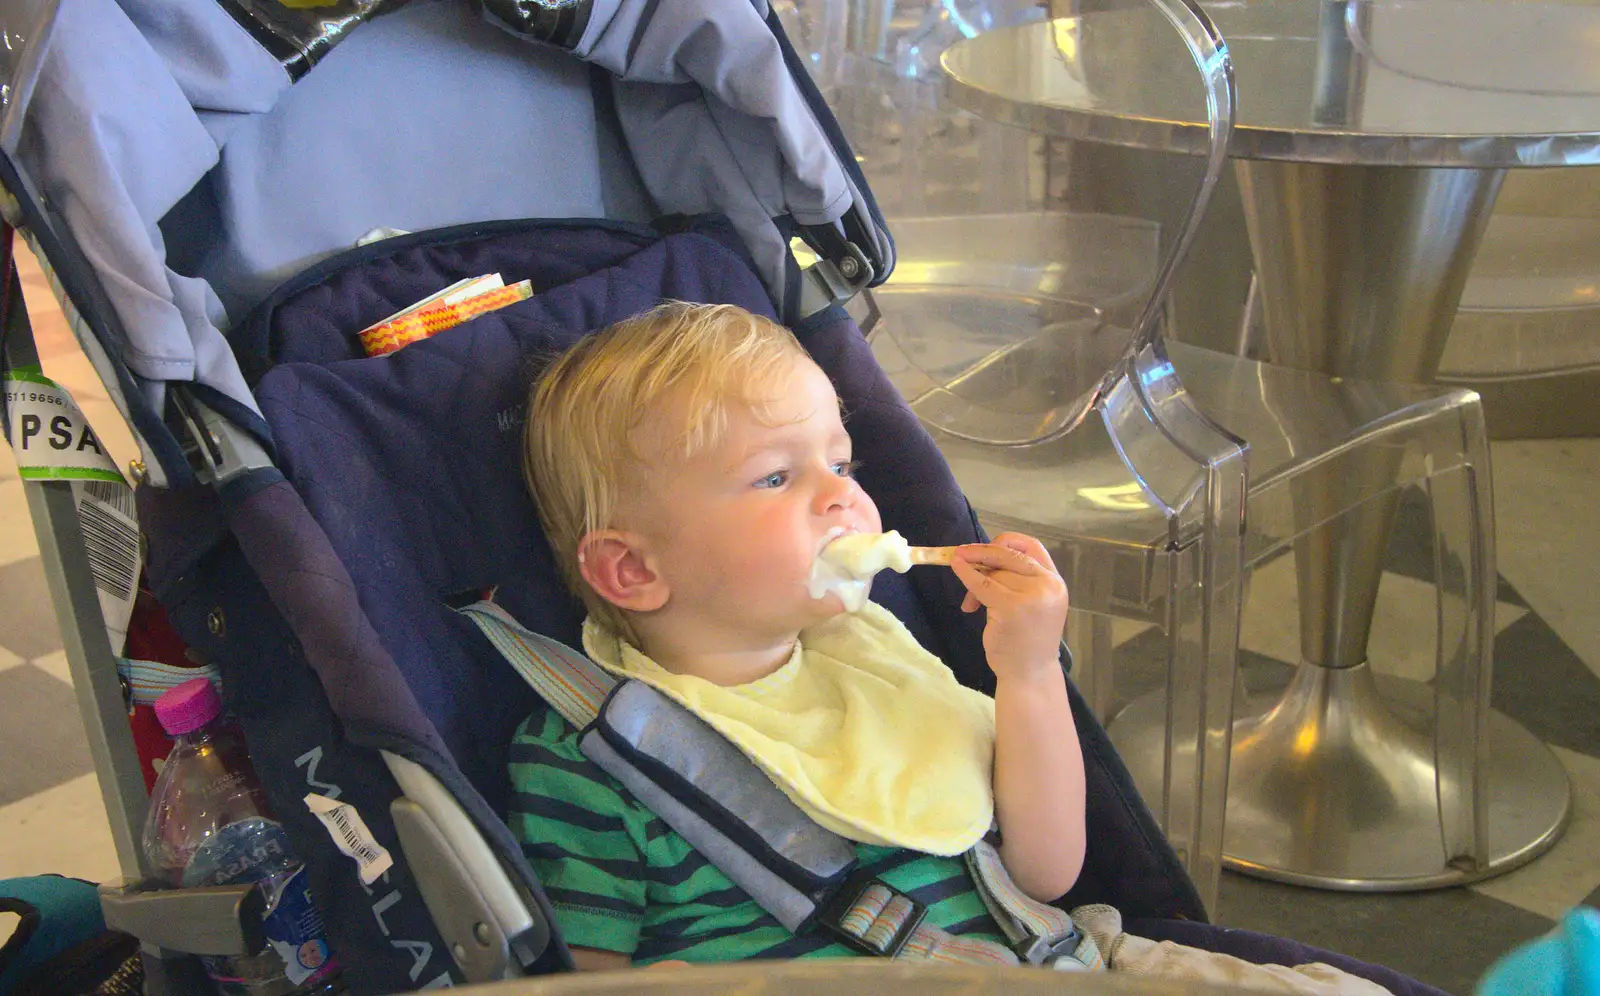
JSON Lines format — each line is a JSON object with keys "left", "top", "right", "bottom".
{"left": 10, "top": 409, "right": 106, "bottom": 455}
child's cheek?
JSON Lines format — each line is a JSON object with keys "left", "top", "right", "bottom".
{"left": 859, "top": 490, "right": 884, "bottom": 533}
{"left": 740, "top": 514, "right": 796, "bottom": 573}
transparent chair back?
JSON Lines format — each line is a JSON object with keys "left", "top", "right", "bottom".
{"left": 803, "top": 0, "right": 1246, "bottom": 911}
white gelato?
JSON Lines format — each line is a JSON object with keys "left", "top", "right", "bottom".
{"left": 807, "top": 531, "right": 914, "bottom": 612}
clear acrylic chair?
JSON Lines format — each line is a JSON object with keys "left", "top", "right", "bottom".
{"left": 1438, "top": 211, "right": 1600, "bottom": 437}
{"left": 817, "top": 0, "right": 1247, "bottom": 913}
{"left": 818, "top": 0, "right": 1532, "bottom": 914}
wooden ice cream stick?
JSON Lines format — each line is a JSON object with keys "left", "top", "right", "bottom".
{"left": 908, "top": 545, "right": 959, "bottom": 566}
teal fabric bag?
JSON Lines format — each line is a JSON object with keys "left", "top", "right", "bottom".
{"left": 1478, "top": 908, "right": 1600, "bottom": 996}
{"left": 1, "top": 875, "right": 139, "bottom": 995}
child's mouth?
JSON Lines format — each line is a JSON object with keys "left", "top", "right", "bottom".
{"left": 808, "top": 530, "right": 920, "bottom": 613}
{"left": 814, "top": 526, "right": 855, "bottom": 558}
{"left": 808, "top": 527, "right": 870, "bottom": 612}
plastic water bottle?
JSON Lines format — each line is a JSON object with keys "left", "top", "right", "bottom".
{"left": 143, "top": 679, "right": 344, "bottom": 995}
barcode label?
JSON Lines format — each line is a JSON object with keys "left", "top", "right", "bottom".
{"left": 331, "top": 808, "right": 383, "bottom": 862}
{"left": 78, "top": 493, "right": 139, "bottom": 603}
{"left": 305, "top": 793, "right": 394, "bottom": 884}
{"left": 82, "top": 479, "right": 136, "bottom": 519}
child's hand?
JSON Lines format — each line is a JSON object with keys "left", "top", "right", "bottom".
{"left": 950, "top": 532, "right": 1069, "bottom": 683}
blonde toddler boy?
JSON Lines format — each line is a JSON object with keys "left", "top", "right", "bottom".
{"left": 506, "top": 301, "right": 1399, "bottom": 996}
{"left": 510, "top": 300, "right": 1084, "bottom": 969}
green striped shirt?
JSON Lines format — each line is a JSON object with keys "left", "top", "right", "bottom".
{"left": 507, "top": 704, "right": 1010, "bottom": 964}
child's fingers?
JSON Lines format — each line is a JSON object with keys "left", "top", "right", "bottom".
{"left": 989, "top": 532, "right": 1059, "bottom": 574}
{"left": 955, "top": 543, "right": 1046, "bottom": 578}
{"left": 950, "top": 555, "right": 1005, "bottom": 607}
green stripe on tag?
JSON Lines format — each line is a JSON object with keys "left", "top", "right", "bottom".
{"left": 15, "top": 465, "right": 126, "bottom": 483}
{"left": 6, "top": 371, "right": 126, "bottom": 483}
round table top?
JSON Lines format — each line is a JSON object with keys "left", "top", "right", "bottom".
{"left": 940, "top": 0, "right": 1600, "bottom": 168}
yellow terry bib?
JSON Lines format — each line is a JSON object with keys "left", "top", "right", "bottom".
{"left": 582, "top": 602, "right": 996, "bottom": 856}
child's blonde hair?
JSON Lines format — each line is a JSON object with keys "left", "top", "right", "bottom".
{"left": 524, "top": 301, "right": 811, "bottom": 640}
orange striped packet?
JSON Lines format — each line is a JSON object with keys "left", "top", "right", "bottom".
{"left": 359, "top": 279, "right": 533, "bottom": 357}
{"left": 359, "top": 274, "right": 503, "bottom": 337}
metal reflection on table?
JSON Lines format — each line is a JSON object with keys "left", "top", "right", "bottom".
{"left": 942, "top": 0, "right": 1587, "bottom": 891}
{"left": 943, "top": 0, "right": 1600, "bottom": 166}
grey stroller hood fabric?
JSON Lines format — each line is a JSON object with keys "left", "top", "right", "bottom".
{"left": 0, "top": 0, "right": 890, "bottom": 487}
{"left": 562, "top": 0, "right": 894, "bottom": 265}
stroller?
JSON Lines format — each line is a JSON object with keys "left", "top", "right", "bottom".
{"left": 0, "top": 0, "right": 1452, "bottom": 992}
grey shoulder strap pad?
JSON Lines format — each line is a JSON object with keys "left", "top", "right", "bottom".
{"left": 581, "top": 680, "right": 857, "bottom": 933}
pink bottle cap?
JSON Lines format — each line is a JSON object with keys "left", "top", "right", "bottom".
{"left": 154, "top": 678, "right": 224, "bottom": 737}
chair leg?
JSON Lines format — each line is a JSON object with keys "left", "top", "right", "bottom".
{"left": 1423, "top": 405, "right": 1496, "bottom": 874}
{"left": 1066, "top": 583, "right": 1118, "bottom": 723}
{"left": 1159, "top": 519, "right": 1244, "bottom": 917}
{"left": 1105, "top": 545, "right": 1223, "bottom": 914}
{"left": 1235, "top": 271, "right": 1263, "bottom": 359}
{"left": 1092, "top": 349, "right": 1249, "bottom": 918}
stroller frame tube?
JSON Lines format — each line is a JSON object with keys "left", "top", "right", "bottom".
{"left": 19, "top": 441, "right": 216, "bottom": 995}
{"left": 5, "top": 258, "right": 219, "bottom": 995}
{"left": 1, "top": 262, "right": 148, "bottom": 884}
{"left": 23, "top": 479, "right": 149, "bottom": 879}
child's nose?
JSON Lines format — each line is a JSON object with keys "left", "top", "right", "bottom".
{"left": 816, "top": 470, "right": 857, "bottom": 514}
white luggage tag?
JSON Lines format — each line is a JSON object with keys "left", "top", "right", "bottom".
{"left": 4, "top": 366, "right": 139, "bottom": 654}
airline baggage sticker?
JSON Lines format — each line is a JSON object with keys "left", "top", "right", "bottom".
{"left": 4, "top": 368, "right": 122, "bottom": 481}
{"left": 5, "top": 368, "right": 140, "bottom": 653}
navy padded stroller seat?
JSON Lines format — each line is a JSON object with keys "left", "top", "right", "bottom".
{"left": 137, "top": 214, "right": 1447, "bottom": 996}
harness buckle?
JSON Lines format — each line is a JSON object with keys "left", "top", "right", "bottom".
{"left": 813, "top": 870, "right": 929, "bottom": 959}
{"left": 1014, "top": 926, "right": 1090, "bottom": 969}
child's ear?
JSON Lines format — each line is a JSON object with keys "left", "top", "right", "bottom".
{"left": 577, "top": 531, "right": 669, "bottom": 613}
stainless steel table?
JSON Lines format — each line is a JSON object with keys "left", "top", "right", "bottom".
{"left": 941, "top": 0, "right": 1592, "bottom": 890}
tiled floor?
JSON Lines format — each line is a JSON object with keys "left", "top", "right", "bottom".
{"left": 1092, "top": 479, "right": 1600, "bottom": 996}
{"left": 1, "top": 241, "right": 1598, "bottom": 993}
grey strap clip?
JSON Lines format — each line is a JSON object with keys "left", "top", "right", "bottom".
{"left": 798, "top": 240, "right": 874, "bottom": 319}
{"left": 1014, "top": 925, "right": 1086, "bottom": 967}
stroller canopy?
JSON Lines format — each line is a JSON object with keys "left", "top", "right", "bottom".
{"left": 0, "top": 0, "right": 892, "bottom": 487}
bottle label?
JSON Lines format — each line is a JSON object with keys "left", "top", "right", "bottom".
{"left": 184, "top": 817, "right": 338, "bottom": 986}
{"left": 184, "top": 816, "right": 291, "bottom": 888}
{"left": 261, "top": 866, "right": 336, "bottom": 985}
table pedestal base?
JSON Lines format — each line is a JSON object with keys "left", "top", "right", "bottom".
{"left": 1109, "top": 661, "right": 1570, "bottom": 890}
{"left": 1235, "top": 160, "right": 1507, "bottom": 382}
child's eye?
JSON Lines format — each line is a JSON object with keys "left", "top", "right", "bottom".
{"left": 754, "top": 470, "right": 789, "bottom": 489}
{"left": 833, "top": 460, "right": 861, "bottom": 478}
